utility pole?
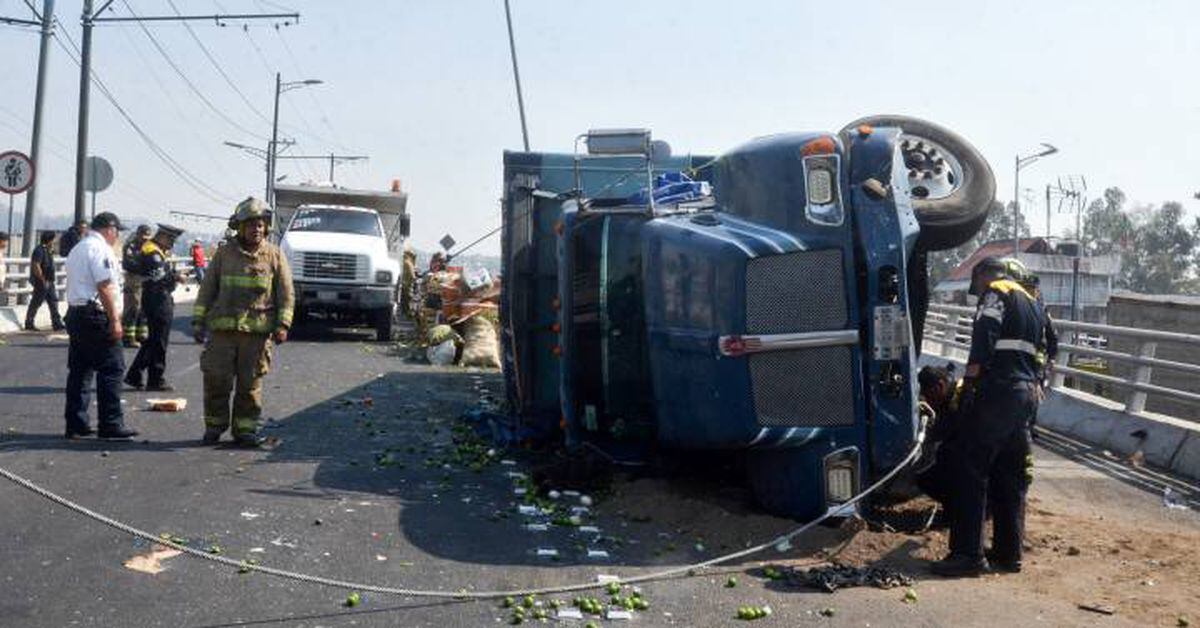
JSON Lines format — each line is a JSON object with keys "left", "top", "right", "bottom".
{"left": 70, "top": 5, "right": 299, "bottom": 224}
{"left": 503, "top": 0, "right": 530, "bottom": 151}
{"left": 269, "top": 72, "right": 281, "bottom": 208}
{"left": 0, "top": 0, "right": 54, "bottom": 255}
{"left": 72, "top": 0, "right": 94, "bottom": 224}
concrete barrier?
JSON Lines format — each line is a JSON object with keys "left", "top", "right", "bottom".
{"left": 919, "top": 354, "right": 1200, "bottom": 482}
{"left": 0, "top": 285, "right": 197, "bottom": 334}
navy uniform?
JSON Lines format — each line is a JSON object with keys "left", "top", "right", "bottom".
{"left": 125, "top": 224, "right": 184, "bottom": 391}
{"left": 934, "top": 256, "right": 1046, "bottom": 577}
{"left": 63, "top": 212, "right": 138, "bottom": 440}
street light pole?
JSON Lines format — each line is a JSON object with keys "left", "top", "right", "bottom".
{"left": 72, "top": 0, "right": 94, "bottom": 224}
{"left": 1012, "top": 143, "right": 1058, "bottom": 259}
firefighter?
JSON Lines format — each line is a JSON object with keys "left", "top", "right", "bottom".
{"left": 1000, "top": 258, "right": 1059, "bottom": 438}
{"left": 193, "top": 197, "right": 294, "bottom": 447}
{"left": 124, "top": 223, "right": 185, "bottom": 391}
{"left": 933, "top": 256, "right": 1046, "bottom": 577}
{"left": 121, "top": 225, "right": 152, "bottom": 347}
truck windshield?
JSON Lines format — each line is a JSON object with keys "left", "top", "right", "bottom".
{"left": 289, "top": 208, "right": 381, "bottom": 237}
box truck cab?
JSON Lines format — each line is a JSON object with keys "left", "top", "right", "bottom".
{"left": 275, "top": 183, "right": 410, "bottom": 341}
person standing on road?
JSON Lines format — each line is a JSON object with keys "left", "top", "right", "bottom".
{"left": 24, "top": 231, "right": 65, "bottom": 331}
{"left": 124, "top": 224, "right": 185, "bottom": 392}
{"left": 121, "top": 225, "right": 152, "bottom": 348}
{"left": 63, "top": 212, "right": 138, "bottom": 440}
{"left": 59, "top": 219, "right": 87, "bottom": 257}
{"left": 193, "top": 198, "right": 294, "bottom": 447}
{"left": 190, "top": 239, "right": 208, "bottom": 285}
{"left": 933, "top": 256, "right": 1046, "bottom": 577}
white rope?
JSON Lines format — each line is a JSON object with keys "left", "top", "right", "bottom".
{"left": 0, "top": 419, "right": 924, "bottom": 599}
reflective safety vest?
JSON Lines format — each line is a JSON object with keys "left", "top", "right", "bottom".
{"left": 193, "top": 240, "right": 294, "bottom": 334}
{"left": 967, "top": 279, "right": 1046, "bottom": 384}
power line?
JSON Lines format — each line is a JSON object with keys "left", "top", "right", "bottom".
{"left": 119, "top": 0, "right": 268, "bottom": 141}
{"left": 166, "top": 0, "right": 272, "bottom": 126}
{"left": 53, "top": 26, "right": 235, "bottom": 204}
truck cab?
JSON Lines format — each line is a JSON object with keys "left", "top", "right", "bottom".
{"left": 275, "top": 184, "right": 410, "bottom": 341}
{"left": 501, "top": 119, "right": 995, "bottom": 520}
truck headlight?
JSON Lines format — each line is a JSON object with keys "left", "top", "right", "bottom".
{"left": 375, "top": 270, "right": 393, "bottom": 284}
{"left": 802, "top": 154, "right": 844, "bottom": 226}
{"left": 823, "top": 447, "right": 859, "bottom": 505}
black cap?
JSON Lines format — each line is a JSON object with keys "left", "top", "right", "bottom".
{"left": 91, "top": 212, "right": 125, "bottom": 231}
{"left": 156, "top": 223, "right": 185, "bottom": 239}
{"left": 136, "top": 224, "right": 152, "bottom": 236}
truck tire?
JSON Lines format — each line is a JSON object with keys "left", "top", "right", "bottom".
{"left": 840, "top": 115, "right": 995, "bottom": 251}
{"left": 374, "top": 306, "right": 395, "bottom": 342}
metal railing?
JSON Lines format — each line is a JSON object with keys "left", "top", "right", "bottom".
{"left": 923, "top": 303, "right": 1200, "bottom": 415}
{"left": 1, "top": 256, "right": 196, "bottom": 305}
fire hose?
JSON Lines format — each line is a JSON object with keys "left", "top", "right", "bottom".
{"left": 0, "top": 411, "right": 926, "bottom": 600}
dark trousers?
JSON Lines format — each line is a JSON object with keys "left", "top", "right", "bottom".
{"left": 26, "top": 281, "right": 64, "bottom": 329}
{"left": 65, "top": 305, "right": 126, "bottom": 433}
{"left": 948, "top": 382, "right": 1035, "bottom": 562}
{"left": 127, "top": 292, "right": 173, "bottom": 386}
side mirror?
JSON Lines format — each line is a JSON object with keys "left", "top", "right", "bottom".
{"left": 399, "top": 215, "right": 411, "bottom": 238}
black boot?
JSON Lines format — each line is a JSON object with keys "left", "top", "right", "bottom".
{"left": 931, "top": 554, "right": 989, "bottom": 578}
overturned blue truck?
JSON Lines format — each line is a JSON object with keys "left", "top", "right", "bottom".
{"left": 499, "top": 116, "right": 996, "bottom": 520}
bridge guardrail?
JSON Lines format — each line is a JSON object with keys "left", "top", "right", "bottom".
{"left": 1, "top": 256, "right": 196, "bottom": 305}
{"left": 923, "top": 302, "right": 1200, "bottom": 416}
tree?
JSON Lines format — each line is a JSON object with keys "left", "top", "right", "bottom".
{"left": 1081, "top": 187, "right": 1135, "bottom": 256}
{"left": 1121, "top": 202, "right": 1196, "bottom": 294}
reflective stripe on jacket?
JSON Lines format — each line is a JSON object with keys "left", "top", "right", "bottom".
{"left": 193, "top": 240, "right": 294, "bottom": 333}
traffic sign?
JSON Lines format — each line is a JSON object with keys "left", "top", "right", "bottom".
{"left": 0, "top": 150, "right": 34, "bottom": 194}
{"left": 84, "top": 155, "right": 113, "bottom": 193}
{"left": 439, "top": 234, "right": 456, "bottom": 251}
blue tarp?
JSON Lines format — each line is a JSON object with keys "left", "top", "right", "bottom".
{"left": 624, "top": 171, "right": 711, "bottom": 206}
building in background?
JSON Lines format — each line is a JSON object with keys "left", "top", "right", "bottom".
{"left": 934, "top": 238, "right": 1120, "bottom": 323}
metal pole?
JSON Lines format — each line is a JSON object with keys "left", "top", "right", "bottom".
{"left": 72, "top": 0, "right": 94, "bottom": 225}
{"left": 1045, "top": 183, "right": 1051, "bottom": 240}
{"left": 329, "top": 153, "right": 334, "bottom": 182}
{"left": 7, "top": 194, "right": 13, "bottom": 237}
{"left": 1012, "top": 155, "right": 1020, "bottom": 259}
{"left": 20, "top": 0, "right": 55, "bottom": 257}
{"left": 503, "top": 0, "right": 530, "bottom": 151}
{"left": 268, "top": 72, "right": 280, "bottom": 210}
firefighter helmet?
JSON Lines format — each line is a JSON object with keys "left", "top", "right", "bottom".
{"left": 229, "top": 197, "right": 272, "bottom": 232}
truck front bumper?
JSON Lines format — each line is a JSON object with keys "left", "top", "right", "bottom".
{"left": 295, "top": 281, "right": 393, "bottom": 311}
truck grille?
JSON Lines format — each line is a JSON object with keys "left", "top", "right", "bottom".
{"left": 745, "top": 249, "right": 855, "bottom": 427}
{"left": 300, "top": 252, "right": 362, "bottom": 281}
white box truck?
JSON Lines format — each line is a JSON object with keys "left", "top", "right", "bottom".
{"left": 274, "top": 183, "right": 410, "bottom": 340}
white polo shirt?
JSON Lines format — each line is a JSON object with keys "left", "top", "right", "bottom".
{"left": 65, "top": 231, "right": 123, "bottom": 313}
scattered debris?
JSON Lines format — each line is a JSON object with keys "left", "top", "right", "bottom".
{"left": 345, "top": 592, "right": 362, "bottom": 607}
{"left": 1077, "top": 603, "right": 1116, "bottom": 616}
{"left": 123, "top": 546, "right": 182, "bottom": 574}
{"left": 239, "top": 511, "right": 261, "bottom": 520}
{"left": 736, "top": 605, "right": 772, "bottom": 620}
{"left": 145, "top": 398, "right": 187, "bottom": 412}
{"left": 903, "top": 588, "right": 919, "bottom": 604}
{"left": 725, "top": 576, "right": 738, "bottom": 588}
{"left": 1066, "top": 546, "right": 1081, "bottom": 556}
{"left": 818, "top": 607, "right": 836, "bottom": 618}
{"left": 790, "top": 564, "right": 914, "bottom": 593}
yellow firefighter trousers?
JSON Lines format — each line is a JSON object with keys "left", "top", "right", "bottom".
{"left": 201, "top": 330, "right": 273, "bottom": 436}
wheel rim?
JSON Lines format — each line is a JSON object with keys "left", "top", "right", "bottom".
{"left": 898, "top": 135, "right": 965, "bottom": 201}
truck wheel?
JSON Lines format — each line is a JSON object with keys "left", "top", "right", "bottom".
{"left": 840, "top": 115, "right": 995, "bottom": 251}
{"left": 374, "top": 306, "right": 395, "bottom": 342}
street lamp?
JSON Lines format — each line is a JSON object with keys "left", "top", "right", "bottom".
{"left": 1013, "top": 143, "right": 1058, "bottom": 259}
{"left": 268, "top": 74, "right": 323, "bottom": 211}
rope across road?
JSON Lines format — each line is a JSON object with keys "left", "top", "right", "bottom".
{"left": 0, "top": 420, "right": 925, "bottom": 600}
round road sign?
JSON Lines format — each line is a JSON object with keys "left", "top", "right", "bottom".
{"left": 0, "top": 150, "right": 34, "bottom": 194}
{"left": 84, "top": 155, "right": 114, "bottom": 193}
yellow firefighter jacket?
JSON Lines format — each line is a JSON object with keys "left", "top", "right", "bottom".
{"left": 193, "top": 240, "right": 294, "bottom": 334}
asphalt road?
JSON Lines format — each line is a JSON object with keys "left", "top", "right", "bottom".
{"left": 0, "top": 315, "right": 1197, "bottom": 627}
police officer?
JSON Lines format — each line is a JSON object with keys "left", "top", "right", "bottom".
{"left": 63, "top": 212, "right": 138, "bottom": 440}
{"left": 933, "top": 256, "right": 1045, "bottom": 577}
{"left": 24, "top": 230, "right": 65, "bottom": 331}
{"left": 121, "top": 225, "right": 152, "bottom": 347}
{"left": 193, "top": 198, "right": 294, "bottom": 447}
{"left": 124, "top": 223, "right": 185, "bottom": 391}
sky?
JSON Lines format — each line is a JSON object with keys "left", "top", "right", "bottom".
{"left": 1, "top": 0, "right": 1198, "bottom": 254}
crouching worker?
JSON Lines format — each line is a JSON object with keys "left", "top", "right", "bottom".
{"left": 192, "top": 198, "right": 294, "bottom": 447}
{"left": 914, "top": 364, "right": 961, "bottom": 508}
